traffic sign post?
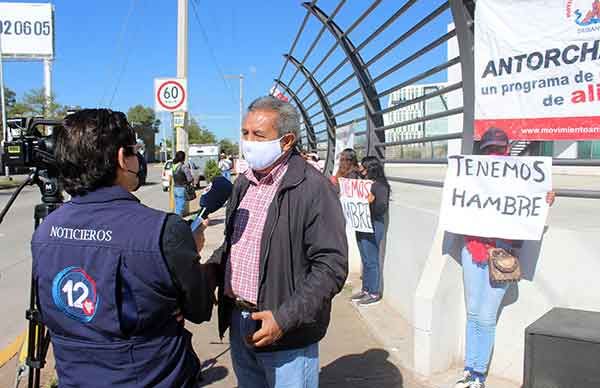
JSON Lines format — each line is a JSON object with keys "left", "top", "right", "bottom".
{"left": 154, "top": 78, "right": 187, "bottom": 112}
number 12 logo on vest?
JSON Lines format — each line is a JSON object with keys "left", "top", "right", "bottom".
{"left": 52, "top": 267, "right": 100, "bottom": 323}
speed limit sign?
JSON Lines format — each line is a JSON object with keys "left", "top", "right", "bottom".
{"left": 154, "top": 78, "right": 187, "bottom": 112}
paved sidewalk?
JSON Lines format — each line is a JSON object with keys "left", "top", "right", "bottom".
{"left": 0, "top": 207, "right": 432, "bottom": 388}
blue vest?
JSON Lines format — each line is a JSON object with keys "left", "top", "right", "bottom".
{"left": 32, "top": 186, "right": 200, "bottom": 387}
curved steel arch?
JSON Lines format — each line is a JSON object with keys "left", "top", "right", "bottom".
{"left": 303, "top": 2, "right": 385, "bottom": 160}
{"left": 284, "top": 54, "right": 336, "bottom": 175}
{"left": 274, "top": 79, "right": 318, "bottom": 151}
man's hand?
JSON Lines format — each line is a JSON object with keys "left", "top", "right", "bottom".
{"left": 192, "top": 218, "right": 210, "bottom": 253}
{"left": 250, "top": 310, "right": 283, "bottom": 347}
{"left": 546, "top": 191, "right": 556, "bottom": 207}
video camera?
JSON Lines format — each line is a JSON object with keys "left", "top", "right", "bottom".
{"left": 2, "top": 117, "right": 61, "bottom": 173}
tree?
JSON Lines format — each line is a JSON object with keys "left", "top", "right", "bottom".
{"left": 0, "top": 87, "right": 17, "bottom": 141}
{"left": 18, "top": 88, "right": 63, "bottom": 118}
{"left": 188, "top": 117, "right": 217, "bottom": 144}
{"left": 204, "top": 159, "right": 221, "bottom": 182}
{"left": 219, "top": 138, "right": 239, "bottom": 156}
{"left": 127, "top": 105, "right": 161, "bottom": 162}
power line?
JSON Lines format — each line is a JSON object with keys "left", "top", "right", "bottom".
{"left": 98, "top": 0, "right": 137, "bottom": 106}
{"left": 108, "top": 0, "right": 146, "bottom": 107}
{"left": 190, "top": 0, "right": 236, "bottom": 105}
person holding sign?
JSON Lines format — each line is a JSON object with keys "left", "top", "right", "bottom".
{"left": 455, "top": 128, "right": 555, "bottom": 388}
{"left": 330, "top": 148, "right": 361, "bottom": 187}
{"left": 350, "top": 156, "right": 390, "bottom": 306}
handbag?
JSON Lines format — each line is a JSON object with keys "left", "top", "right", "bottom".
{"left": 184, "top": 184, "right": 197, "bottom": 201}
{"left": 488, "top": 247, "right": 521, "bottom": 283}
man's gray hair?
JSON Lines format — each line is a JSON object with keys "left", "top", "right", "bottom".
{"left": 247, "top": 96, "right": 300, "bottom": 138}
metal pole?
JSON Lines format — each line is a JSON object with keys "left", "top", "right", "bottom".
{"left": 0, "top": 32, "right": 9, "bottom": 177}
{"left": 43, "top": 59, "right": 52, "bottom": 114}
{"left": 176, "top": 0, "right": 189, "bottom": 154}
{"left": 239, "top": 74, "right": 243, "bottom": 150}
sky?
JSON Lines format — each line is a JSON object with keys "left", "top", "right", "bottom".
{"left": 2, "top": 0, "right": 453, "bottom": 144}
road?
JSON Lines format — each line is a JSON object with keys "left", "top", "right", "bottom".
{"left": 0, "top": 164, "right": 170, "bottom": 351}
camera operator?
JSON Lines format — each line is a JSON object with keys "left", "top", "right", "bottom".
{"left": 31, "top": 109, "right": 215, "bottom": 387}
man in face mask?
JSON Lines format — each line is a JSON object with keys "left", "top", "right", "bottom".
{"left": 31, "top": 109, "right": 216, "bottom": 387}
{"left": 208, "top": 96, "right": 348, "bottom": 388}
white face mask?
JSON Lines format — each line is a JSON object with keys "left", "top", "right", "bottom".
{"left": 241, "top": 137, "right": 285, "bottom": 171}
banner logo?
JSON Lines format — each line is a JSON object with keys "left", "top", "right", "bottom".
{"left": 52, "top": 267, "right": 100, "bottom": 323}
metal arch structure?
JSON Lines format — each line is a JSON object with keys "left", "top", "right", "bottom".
{"left": 284, "top": 54, "right": 336, "bottom": 175}
{"left": 274, "top": 79, "right": 318, "bottom": 151}
{"left": 302, "top": 2, "right": 385, "bottom": 161}
{"left": 450, "top": 0, "right": 475, "bottom": 155}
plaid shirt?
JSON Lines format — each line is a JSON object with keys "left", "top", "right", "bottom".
{"left": 224, "top": 157, "right": 289, "bottom": 304}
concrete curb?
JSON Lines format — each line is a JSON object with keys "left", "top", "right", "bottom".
{"left": 0, "top": 330, "right": 25, "bottom": 368}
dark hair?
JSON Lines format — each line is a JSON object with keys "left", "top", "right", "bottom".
{"left": 54, "top": 109, "right": 136, "bottom": 196}
{"left": 361, "top": 156, "right": 390, "bottom": 189}
{"left": 173, "top": 151, "right": 186, "bottom": 164}
{"left": 340, "top": 148, "right": 358, "bottom": 167}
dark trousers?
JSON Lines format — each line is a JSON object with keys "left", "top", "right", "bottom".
{"left": 356, "top": 219, "right": 384, "bottom": 295}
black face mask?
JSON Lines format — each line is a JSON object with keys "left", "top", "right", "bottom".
{"left": 126, "top": 153, "right": 146, "bottom": 192}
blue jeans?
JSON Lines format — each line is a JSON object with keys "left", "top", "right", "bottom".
{"left": 223, "top": 170, "right": 232, "bottom": 181}
{"left": 462, "top": 245, "right": 509, "bottom": 375}
{"left": 356, "top": 220, "right": 384, "bottom": 295}
{"left": 229, "top": 308, "right": 319, "bottom": 388}
{"left": 174, "top": 186, "right": 186, "bottom": 216}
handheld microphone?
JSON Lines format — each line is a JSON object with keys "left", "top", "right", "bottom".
{"left": 190, "top": 175, "right": 233, "bottom": 231}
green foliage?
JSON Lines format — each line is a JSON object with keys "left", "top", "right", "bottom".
{"left": 127, "top": 105, "right": 160, "bottom": 136}
{"left": 188, "top": 117, "right": 217, "bottom": 144}
{"left": 204, "top": 159, "right": 221, "bottom": 182}
{"left": 219, "top": 138, "right": 239, "bottom": 156}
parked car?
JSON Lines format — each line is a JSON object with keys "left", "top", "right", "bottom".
{"left": 161, "top": 160, "right": 173, "bottom": 192}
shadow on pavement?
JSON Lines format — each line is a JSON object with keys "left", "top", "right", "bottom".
{"left": 320, "top": 348, "right": 403, "bottom": 387}
{"left": 199, "top": 365, "right": 229, "bottom": 387}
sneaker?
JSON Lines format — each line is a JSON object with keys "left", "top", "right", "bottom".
{"left": 470, "top": 378, "right": 485, "bottom": 388}
{"left": 358, "top": 294, "right": 381, "bottom": 306}
{"left": 351, "top": 290, "right": 367, "bottom": 301}
{"left": 454, "top": 370, "right": 473, "bottom": 388}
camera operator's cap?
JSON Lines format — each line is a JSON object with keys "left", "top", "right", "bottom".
{"left": 480, "top": 127, "right": 509, "bottom": 149}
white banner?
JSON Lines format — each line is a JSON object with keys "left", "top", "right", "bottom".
{"left": 339, "top": 178, "right": 374, "bottom": 233}
{"left": 474, "top": 0, "right": 600, "bottom": 140}
{"left": 439, "top": 155, "right": 552, "bottom": 240}
{"left": 333, "top": 123, "right": 355, "bottom": 175}
{"left": 0, "top": 3, "right": 54, "bottom": 58}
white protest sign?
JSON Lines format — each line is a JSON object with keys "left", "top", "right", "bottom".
{"left": 474, "top": 0, "right": 600, "bottom": 140}
{"left": 155, "top": 78, "right": 187, "bottom": 112}
{"left": 339, "top": 178, "right": 374, "bottom": 233}
{"left": 0, "top": 3, "right": 54, "bottom": 58}
{"left": 439, "top": 155, "right": 552, "bottom": 240}
{"left": 333, "top": 123, "right": 355, "bottom": 175}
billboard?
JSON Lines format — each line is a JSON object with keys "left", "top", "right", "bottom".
{"left": 474, "top": 0, "right": 600, "bottom": 140}
{"left": 0, "top": 3, "right": 54, "bottom": 59}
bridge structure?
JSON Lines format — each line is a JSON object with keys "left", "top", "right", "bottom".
{"left": 271, "top": 1, "right": 600, "bottom": 385}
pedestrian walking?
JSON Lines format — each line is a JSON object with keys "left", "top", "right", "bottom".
{"left": 351, "top": 156, "right": 390, "bottom": 306}
{"left": 219, "top": 153, "right": 233, "bottom": 181}
{"left": 172, "top": 150, "right": 193, "bottom": 216}
{"left": 455, "top": 128, "right": 555, "bottom": 388}
{"left": 209, "top": 96, "right": 348, "bottom": 388}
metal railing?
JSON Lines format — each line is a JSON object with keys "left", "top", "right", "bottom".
{"left": 272, "top": 0, "right": 600, "bottom": 199}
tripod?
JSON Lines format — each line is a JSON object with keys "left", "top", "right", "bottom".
{"left": 0, "top": 168, "right": 63, "bottom": 388}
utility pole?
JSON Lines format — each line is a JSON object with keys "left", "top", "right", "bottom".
{"left": 225, "top": 74, "right": 244, "bottom": 150}
{"left": 0, "top": 31, "right": 8, "bottom": 177}
{"left": 176, "top": 0, "right": 189, "bottom": 154}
